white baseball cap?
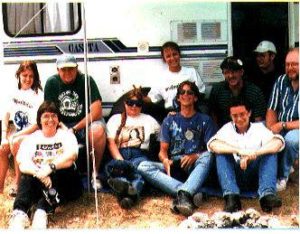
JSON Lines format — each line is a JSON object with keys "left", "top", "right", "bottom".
{"left": 254, "top": 40, "right": 277, "bottom": 54}
{"left": 56, "top": 54, "right": 78, "bottom": 68}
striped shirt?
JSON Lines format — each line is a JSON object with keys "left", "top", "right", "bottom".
{"left": 209, "top": 80, "right": 266, "bottom": 128}
{"left": 268, "top": 74, "right": 299, "bottom": 122}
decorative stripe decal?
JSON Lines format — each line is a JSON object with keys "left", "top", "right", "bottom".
{"left": 3, "top": 39, "right": 227, "bottom": 58}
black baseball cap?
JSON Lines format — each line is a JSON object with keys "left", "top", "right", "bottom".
{"left": 220, "top": 56, "right": 244, "bottom": 71}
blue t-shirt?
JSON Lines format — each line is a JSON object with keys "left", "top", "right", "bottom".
{"left": 160, "top": 112, "right": 217, "bottom": 156}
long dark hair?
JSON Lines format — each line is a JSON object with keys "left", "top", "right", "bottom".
{"left": 36, "top": 101, "right": 60, "bottom": 129}
{"left": 16, "top": 60, "right": 43, "bottom": 94}
{"left": 114, "top": 86, "right": 143, "bottom": 145}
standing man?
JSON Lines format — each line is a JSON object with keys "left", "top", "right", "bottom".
{"left": 138, "top": 81, "right": 216, "bottom": 216}
{"left": 208, "top": 99, "right": 284, "bottom": 213}
{"left": 209, "top": 56, "right": 266, "bottom": 128}
{"left": 266, "top": 48, "right": 299, "bottom": 191}
{"left": 248, "top": 40, "right": 283, "bottom": 102}
{"left": 44, "top": 54, "right": 106, "bottom": 191}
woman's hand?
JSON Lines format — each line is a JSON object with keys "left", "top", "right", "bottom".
{"left": 35, "top": 165, "right": 52, "bottom": 181}
{"left": 39, "top": 176, "right": 52, "bottom": 188}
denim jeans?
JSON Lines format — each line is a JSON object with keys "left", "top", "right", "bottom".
{"left": 216, "top": 153, "right": 277, "bottom": 199}
{"left": 279, "top": 129, "right": 299, "bottom": 179}
{"left": 105, "top": 148, "right": 149, "bottom": 196}
{"left": 137, "top": 151, "right": 213, "bottom": 197}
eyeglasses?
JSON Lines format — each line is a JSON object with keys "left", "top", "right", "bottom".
{"left": 126, "top": 99, "right": 143, "bottom": 107}
{"left": 41, "top": 113, "right": 58, "bottom": 120}
{"left": 178, "top": 90, "right": 194, "bottom": 96}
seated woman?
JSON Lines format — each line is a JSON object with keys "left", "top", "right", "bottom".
{"left": 8, "top": 101, "right": 83, "bottom": 229}
{"left": 0, "top": 60, "right": 43, "bottom": 196}
{"left": 105, "top": 86, "right": 160, "bottom": 209}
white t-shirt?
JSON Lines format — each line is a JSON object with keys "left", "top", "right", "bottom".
{"left": 207, "top": 122, "right": 285, "bottom": 157}
{"left": 107, "top": 113, "right": 160, "bottom": 150}
{"left": 6, "top": 88, "right": 44, "bottom": 131}
{"left": 17, "top": 129, "right": 78, "bottom": 168}
{"left": 148, "top": 66, "right": 205, "bottom": 109}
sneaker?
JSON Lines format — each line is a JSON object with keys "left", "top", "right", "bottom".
{"left": 119, "top": 197, "right": 135, "bottom": 209}
{"left": 91, "top": 177, "right": 102, "bottom": 191}
{"left": 176, "top": 191, "right": 194, "bottom": 217}
{"left": 276, "top": 178, "right": 288, "bottom": 192}
{"left": 107, "top": 178, "right": 137, "bottom": 196}
{"left": 260, "top": 194, "right": 282, "bottom": 213}
{"left": 170, "top": 198, "right": 180, "bottom": 214}
{"left": 193, "top": 192, "right": 204, "bottom": 208}
{"left": 224, "top": 194, "right": 241, "bottom": 213}
{"left": 8, "top": 209, "right": 30, "bottom": 229}
{"left": 31, "top": 209, "right": 48, "bottom": 229}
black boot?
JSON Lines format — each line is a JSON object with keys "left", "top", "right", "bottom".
{"left": 176, "top": 191, "right": 194, "bottom": 216}
{"left": 260, "top": 194, "right": 282, "bottom": 213}
{"left": 224, "top": 194, "right": 241, "bottom": 213}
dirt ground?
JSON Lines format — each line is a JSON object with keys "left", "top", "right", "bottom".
{"left": 0, "top": 167, "right": 299, "bottom": 229}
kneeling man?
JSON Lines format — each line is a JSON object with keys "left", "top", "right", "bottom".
{"left": 207, "top": 99, "right": 284, "bottom": 213}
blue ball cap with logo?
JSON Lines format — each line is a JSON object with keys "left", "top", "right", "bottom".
{"left": 56, "top": 54, "right": 77, "bottom": 69}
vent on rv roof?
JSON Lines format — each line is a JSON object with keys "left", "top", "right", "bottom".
{"left": 171, "top": 20, "right": 227, "bottom": 44}
{"left": 177, "top": 22, "right": 197, "bottom": 42}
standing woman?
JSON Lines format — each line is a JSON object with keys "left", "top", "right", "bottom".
{"left": 145, "top": 41, "right": 206, "bottom": 111}
{"left": 105, "top": 86, "right": 160, "bottom": 209}
{"left": 0, "top": 61, "right": 43, "bottom": 196}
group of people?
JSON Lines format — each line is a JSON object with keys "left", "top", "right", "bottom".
{"left": 0, "top": 40, "right": 298, "bottom": 229}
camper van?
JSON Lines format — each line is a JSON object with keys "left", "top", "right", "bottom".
{"left": 0, "top": 1, "right": 299, "bottom": 119}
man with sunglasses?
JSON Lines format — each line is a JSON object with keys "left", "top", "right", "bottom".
{"left": 209, "top": 56, "right": 266, "bottom": 128}
{"left": 138, "top": 81, "right": 216, "bottom": 216}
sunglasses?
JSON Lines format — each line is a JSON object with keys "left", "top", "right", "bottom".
{"left": 178, "top": 90, "right": 194, "bottom": 95}
{"left": 126, "top": 99, "right": 143, "bottom": 107}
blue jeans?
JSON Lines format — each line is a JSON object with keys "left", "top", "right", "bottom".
{"left": 279, "top": 129, "right": 299, "bottom": 179}
{"left": 137, "top": 151, "right": 213, "bottom": 197}
{"left": 216, "top": 153, "right": 277, "bottom": 199}
{"left": 105, "top": 148, "right": 149, "bottom": 196}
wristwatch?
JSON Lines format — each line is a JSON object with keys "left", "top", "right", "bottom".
{"left": 282, "top": 122, "right": 287, "bottom": 130}
{"left": 49, "top": 163, "right": 56, "bottom": 173}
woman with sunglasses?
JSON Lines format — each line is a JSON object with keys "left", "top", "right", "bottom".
{"left": 145, "top": 41, "right": 206, "bottom": 112}
{"left": 0, "top": 61, "right": 43, "bottom": 196}
{"left": 105, "top": 86, "right": 160, "bottom": 209}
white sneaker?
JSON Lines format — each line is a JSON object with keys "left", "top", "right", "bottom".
{"left": 276, "top": 178, "right": 288, "bottom": 192}
{"left": 31, "top": 209, "right": 48, "bottom": 229}
{"left": 8, "top": 209, "right": 30, "bottom": 229}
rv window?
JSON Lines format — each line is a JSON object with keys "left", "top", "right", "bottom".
{"left": 2, "top": 2, "right": 81, "bottom": 37}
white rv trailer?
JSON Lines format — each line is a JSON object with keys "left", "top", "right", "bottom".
{"left": 0, "top": 1, "right": 298, "bottom": 119}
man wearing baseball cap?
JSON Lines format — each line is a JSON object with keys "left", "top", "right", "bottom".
{"left": 209, "top": 56, "right": 266, "bottom": 128}
{"left": 44, "top": 54, "right": 106, "bottom": 191}
{"left": 248, "top": 40, "right": 283, "bottom": 102}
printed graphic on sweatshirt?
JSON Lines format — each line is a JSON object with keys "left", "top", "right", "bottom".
{"left": 58, "top": 90, "right": 83, "bottom": 117}
{"left": 14, "top": 111, "right": 29, "bottom": 131}
{"left": 119, "top": 126, "right": 145, "bottom": 148}
{"left": 33, "top": 142, "right": 63, "bottom": 167}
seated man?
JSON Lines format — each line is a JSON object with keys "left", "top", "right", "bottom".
{"left": 266, "top": 47, "right": 299, "bottom": 191}
{"left": 207, "top": 99, "right": 284, "bottom": 213}
{"left": 138, "top": 81, "right": 217, "bottom": 217}
{"left": 209, "top": 56, "right": 266, "bottom": 128}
